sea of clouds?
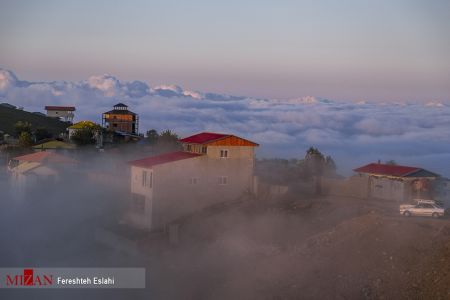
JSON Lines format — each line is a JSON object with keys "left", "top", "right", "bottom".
{"left": 1, "top": 68, "right": 449, "bottom": 176}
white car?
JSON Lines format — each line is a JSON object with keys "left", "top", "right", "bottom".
{"left": 400, "top": 200, "right": 444, "bottom": 218}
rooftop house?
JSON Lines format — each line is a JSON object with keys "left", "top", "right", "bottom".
{"left": 45, "top": 106, "right": 75, "bottom": 122}
{"left": 9, "top": 151, "right": 78, "bottom": 199}
{"left": 102, "top": 103, "right": 139, "bottom": 135}
{"left": 127, "top": 132, "right": 259, "bottom": 230}
{"left": 353, "top": 162, "right": 440, "bottom": 202}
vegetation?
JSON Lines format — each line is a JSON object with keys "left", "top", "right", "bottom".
{"left": 14, "top": 121, "right": 32, "bottom": 137}
{"left": 18, "top": 131, "right": 33, "bottom": 148}
{"left": 70, "top": 122, "right": 101, "bottom": 146}
{"left": 145, "top": 129, "right": 159, "bottom": 145}
{"left": 34, "top": 127, "right": 52, "bottom": 141}
{"left": 0, "top": 105, "right": 69, "bottom": 136}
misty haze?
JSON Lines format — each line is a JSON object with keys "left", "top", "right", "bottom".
{"left": 1, "top": 1, "right": 450, "bottom": 300}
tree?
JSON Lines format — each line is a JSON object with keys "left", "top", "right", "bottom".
{"left": 14, "top": 121, "right": 32, "bottom": 137}
{"left": 304, "top": 147, "right": 325, "bottom": 176}
{"left": 385, "top": 160, "right": 397, "bottom": 165}
{"left": 34, "top": 127, "right": 51, "bottom": 141}
{"left": 18, "top": 131, "right": 33, "bottom": 148}
{"left": 70, "top": 121, "right": 101, "bottom": 146}
{"left": 157, "top": 129, "right": 181, "bottom": 152}
{"left": 145, "top": 129, "right": 159, "bottom": 145}
{"left": 325, "top": 155, "right": 337, "bottom": 174}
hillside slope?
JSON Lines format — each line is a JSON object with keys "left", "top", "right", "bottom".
{"left": 0, "top": 105, "right": 70, "bottom": 136}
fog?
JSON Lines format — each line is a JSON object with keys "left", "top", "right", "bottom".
{"left": 0, "top": 142, "right": 449, "bottom": 300}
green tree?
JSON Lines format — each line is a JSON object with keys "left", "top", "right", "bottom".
{"left": 305, "top": 147, "right": 325, "bottom": 176}
{"left": 71, "top": 128, "right": 96, "bottom": 145}
{"left": 18, "top": 131, "right": 33, "bottom": 148}
{"left": 34, "top": 127, "right": 51, "bottom": 141}
{"left": 146, "top": 129, "right": 159, "bottom": 145}
{"left": 14, "top": 121, "right": 32, "bottom": 137}
{"left": 157, "top": 129, "right": 181, "bottom": 152}
{"left": 385, "top": 160, "right": 397, "bottom": 165}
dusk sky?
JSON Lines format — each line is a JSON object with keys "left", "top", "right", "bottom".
{"left": 1, "top": 0, "right": 449, "bottom": 101}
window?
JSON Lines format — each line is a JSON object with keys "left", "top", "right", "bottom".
{"left": 202, "top": 146, "right": 207, "bottom": 154}
{"left": 218, "top": 176, "right": 228, "bottom": 185}
{"left": 142, "top": 170, "right": 152, "bottom": 188}
{"left": 142, "top": 171, "right": 147, "bottom": 187}
{"left": 187, "top": 144, "right": 192, "bottom": 152}
{"left": 220, "top": 149, "right": 228, "bottom": 158}
{"left": 189, "top": 177, "right": 199, "bottom": 185}
{"left": 149, "top": 172, "right": 153, "bottom": 188}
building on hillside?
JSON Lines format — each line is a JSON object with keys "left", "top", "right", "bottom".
{"left": 353, "top": 162, "right": 440, "bottom": 202}
{"left": 102, "top": 103, "right": 139, "bottom": 135}
{"left": 9, "top": 151, "right": 78, "bottom": 199}
{"left": 45, "top": 106, "right": 75, "bottom": 122}
{"left": 126, "top": 132, "right": 259, "bottom": 230}
{"left": 32, "top": 140, "right": 76, "bottom": 152}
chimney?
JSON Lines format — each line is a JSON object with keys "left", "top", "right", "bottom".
{"left": 377, "top": 159, "right": 381, "bottom": 164}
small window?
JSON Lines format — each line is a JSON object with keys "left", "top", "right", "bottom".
{"left": 189, "top": 177, "right": 199, "bottom": 185}
{"left": 220, "top": 150, "right": 228, "bottom": 158}
{"left": 187, "top": 145, "right": 192, "bottom": 152}
{"left": 218, "top": 176, "right": 228, "bottom": 185}
{"left": 202, "top": 146, "right": 207, "bottom": 154}
{"left": 142, "top": 171, "right": 147, "bottom": 187}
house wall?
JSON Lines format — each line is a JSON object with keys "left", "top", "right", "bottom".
{"left": 46, "top": 110, "right": 74, "bottom": 121}
{"left": 129, "top": 146, "right": 256, "bottom": 230}
{"left": 368, "top": 176, "right": 405, "bottom": 201}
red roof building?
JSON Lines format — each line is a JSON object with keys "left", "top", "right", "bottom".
{"left": 45, "top": 106, "right": 76, "bottom": 122}
{"left": 128, "top": 151, "right": 201, "bottom": 168}
{"left": 353, "top": 163, "right": 439, "bottom": 178}
{"left": 45, "top": 106, "right": 76, "bottom": 111}
{"left": 179, "top": 132, "right": 259, "bottom": 146}
{"left": 13, "top": 151, "right": 78, "bottom": 164}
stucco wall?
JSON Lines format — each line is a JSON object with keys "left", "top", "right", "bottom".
{"left": 130, "top": 148, "right": 255, "bottom": 230}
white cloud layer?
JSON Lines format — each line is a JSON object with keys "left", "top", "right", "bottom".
{"left": 1, "top": 68, "right": 449, "bottom": 177}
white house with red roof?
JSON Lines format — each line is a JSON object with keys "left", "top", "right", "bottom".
{"left": 9, "top": 152, "right": 78, "bottom": 198}
{"left": 45, "top": 106, "right": 76, "bottom": 122}
{"left": 126, "top": 132, "right": 259, "bottom": 230}
{"left": 353, "top": 162, "right": 440, "bottom": 202}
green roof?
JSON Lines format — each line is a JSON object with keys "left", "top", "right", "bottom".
{"left": 32, "top": 140, "right": 76, "bottom": 150}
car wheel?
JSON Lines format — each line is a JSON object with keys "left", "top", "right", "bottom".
{"left": 432, "top": 212, "right": 439, "bottom": 218}
{"left": 403, "top": 211, "right": 411, "bottom": 217}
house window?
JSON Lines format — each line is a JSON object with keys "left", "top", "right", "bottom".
{"left": 189, "top": 177, "right": 199, "bottom": 185}
{"left": 187, "top": 144, "right": 192, "bottom": 152}
{"left": 220, "top": 149, "right": 228, "bottom": 158}
{"left": 131, "top": 194, "right": 145, "bottom": 213}
{"left": 149, "top": 172, "right": 153, "bottom": 188}
{"left": 202, "top": 146, "right": 207, "bottom": 154}
{"left": 142, "top": 170, "right": 152, "bottom": 188}
{"left": 142, "top": 171, "right": 147, "bottom": 187}
{"left": 218, "top": 176, "right": 228, "bottom": 185}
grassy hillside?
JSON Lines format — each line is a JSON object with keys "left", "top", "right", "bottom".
{"left": 0, "top": 105, "right": 70, "bottom": 136}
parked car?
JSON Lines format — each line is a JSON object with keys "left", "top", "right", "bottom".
{"left": 400, "top": 199, "right": 445, "bottom": 218}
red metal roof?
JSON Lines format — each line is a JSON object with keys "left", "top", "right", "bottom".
{"left": 13, "top": 151, "right": 78, "bottom": 164}
{"left": 179, "top": 132, "right": 230, "bottom": 144}
{"left": 45, "top": 106, "right": 76, "bottom": 111}
{"left": 128, "top": 151, "right": 201, "bottom": 168}
{"left": 353, "top": 163, "right": 420, "bottom": 177}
